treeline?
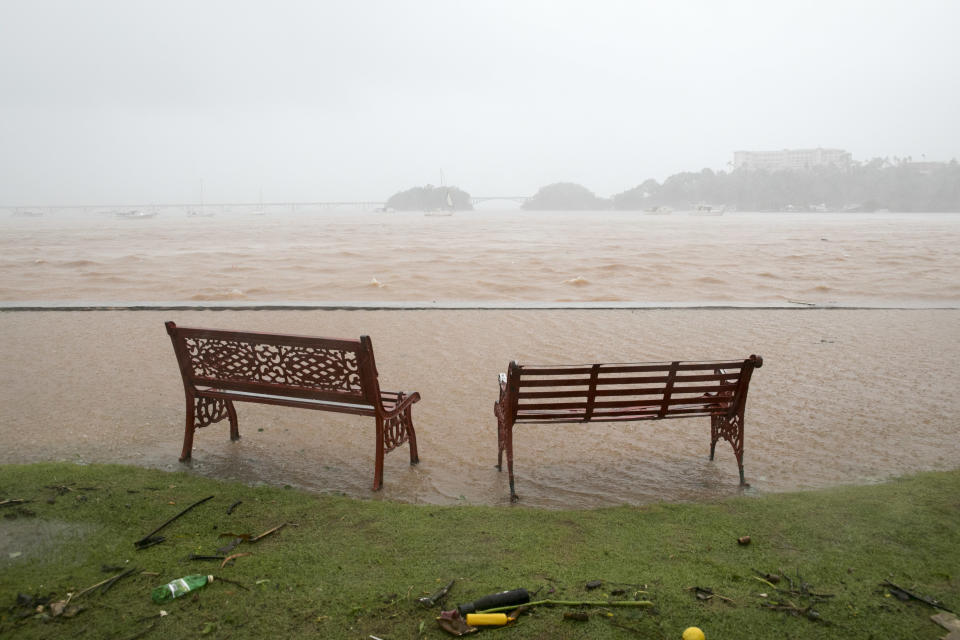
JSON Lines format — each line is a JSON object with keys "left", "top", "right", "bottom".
{"left": 610, "top": 159, "right": 960, "bottom": 212}
{"left": 387, "top": 159, "right": 960, "bottom": 212}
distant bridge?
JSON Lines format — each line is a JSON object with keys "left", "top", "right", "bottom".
{"left": 471, "top": 196, "right": 530, "bottom": 205}
{"left": 3, "top": 196, "right": 532, "bottom": 213}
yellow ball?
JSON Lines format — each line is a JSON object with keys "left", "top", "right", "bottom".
{"left": 682, "top": 627, "right": 705, "bottom": 640}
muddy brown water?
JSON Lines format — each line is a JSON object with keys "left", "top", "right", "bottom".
{"left": 1, "top": 308, "right": 957, "bottom": 508}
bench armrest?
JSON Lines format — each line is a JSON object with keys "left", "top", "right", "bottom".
{"left": 381, "top": 390, "right": 421, "bottom": 419}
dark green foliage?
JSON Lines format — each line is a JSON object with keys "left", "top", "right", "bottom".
{"left": 385, "top": 185, "right": 473, "bottom": 211}
{"left": 612, "top": 159, "right": 960, "bottom": 211}
{"left": 522, "top": 182, "right": 610, "bottom": 210}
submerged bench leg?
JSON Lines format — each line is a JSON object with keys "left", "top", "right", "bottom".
{"left": 179, "top": 396, "right": 196, "bottom": 462}
{"left": 403, "top": 406, "right": 420, "bottom": 466}
{"left": 373, "top": 404, "right": 420, "bottom": 491}
{"left": 373, "top": 431, "right": 385, "bottom": 492}
{"left": 710, "top": 413, "right": 746, "bottom": 485}
{"left": 179, "top": 396, "right": 238, "bottom": 462}
{"left": 227, "top": 401, "right": 239, "bottom": 441}
{"left": 505, "top": 425, "right": 518, "bottom": 502}
{"left": 495, "top": 402, "right": 506, "bottom": 471}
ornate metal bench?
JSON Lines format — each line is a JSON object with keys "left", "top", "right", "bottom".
{"left": 494, "top": 355, "right": 763, "bottom": 501}
{"left": 165, "top": 321, "right": 420, "bottom": 490}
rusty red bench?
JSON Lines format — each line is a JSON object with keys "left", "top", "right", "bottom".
{"left": 165, "top": 321, "right": 420, "bottom": 490}
{"left": 494, "top": 355, "right": 763, "bottom": 501}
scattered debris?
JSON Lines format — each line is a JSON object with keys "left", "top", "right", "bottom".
{"left": 585, "top": 580, "right": 604, "bottom": 590}
{"left": 752, "top": 569, "right": 781, "bottom": 585}
{"left": 737, "top": 535, "right": 751, "bottom": 545}
{"left": 436, "top": 609, "right": 477, "bottom": 636}
{"left": 216, "top": 537, "right": 244, "bottom": 555}
{"left": 74, "top": 567, "right": 139, "bottom": 599}
{"left": 759, "top": 570, "right": 834, "bottom": 623}
{"left": 418, "top": 579, "right": 455, "bottom": 608}
{"left": 687, "top": 586, "right": 736, "bottom": 605}
{"left": 563, "top": 611, "right": 589, "bottom": 621}
{"left": 465, "top": 613, "right": 508, "bottom": 626}
{"left": 883, "top": 580, "right": 955, "bottom": 614}
{"left": 220, "top": 552, "right": 252, "bottom": 568}
{"left": 134, "top": 495, "right": 214, "bottom": 549}
{"left": 682, "top": 626, "right": 706, "bottom": 640}
{"left": 475, "top": 598, "right": 654, "bottom": 615}
{"left": 188, "top": 554, "right": 228, "bottom": 561}
{"left": 151, "top": 574, "right": 213, "bottom": 603}
{"left": 250, "top": 522, "right": 294, "bottom": 542}
{"left": 226, "top": 500, "right": 243, "bottom": 515}
{"left": 0, "top": 498, "right": 28, "bottom": 508}
{"left": 215, "top": 576, "right": 250, "bottom": 591}
{"left": 457, "top": 588, "right": 530, "bottom": 615}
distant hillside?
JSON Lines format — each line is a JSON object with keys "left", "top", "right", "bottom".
{"left": 385, "top": 185, "right": 473, "bottom": 211}
{"left": 611, "top": 159, "right": 960, "bottom": 212}
{"left": 522, "top": 182, "right": 609, "bottom": 210}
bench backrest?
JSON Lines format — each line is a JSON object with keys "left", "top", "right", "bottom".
{"left": 165, "top": 322, "right": 382, "bottom": 408}
{"left": 502, "top": 356, "right": 762, "bottom": 424}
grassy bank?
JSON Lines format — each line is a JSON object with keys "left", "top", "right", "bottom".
{"left": 1, "top": 463, "right": 958, "bottom": 639}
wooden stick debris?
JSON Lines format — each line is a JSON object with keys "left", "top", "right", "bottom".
{"left": 134, "top": 495, "right": 214, "bottom": 549}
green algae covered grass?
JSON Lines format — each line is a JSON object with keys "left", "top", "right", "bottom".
{"left": 1, "top": 463, "right": 958, "bottom": 639}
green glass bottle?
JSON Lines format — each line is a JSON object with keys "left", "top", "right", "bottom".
{"left": 151, "top": 574, "right": 213, "bottom": 603}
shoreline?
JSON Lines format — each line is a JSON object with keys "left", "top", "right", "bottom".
{"left": 3, "top": 301, "right": 959, "bottom": 311}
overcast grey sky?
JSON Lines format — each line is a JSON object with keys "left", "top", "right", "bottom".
{"left": 1, "top": 0, "right": 958, "bottom": 205}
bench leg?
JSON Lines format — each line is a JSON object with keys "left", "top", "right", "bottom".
{"left": 495, "top": 402, "right": 505, "bottom": 471}
{"left": 227, "top": 400, "right": 240, "bottom": 441}
{"left": 505, "top": 424, "right": 518, "bottom": 503}
{"left": 373, "top": 416, "right": 385, "bottom": 491}
{"left": 180, "top": 396, "right": 237, "bottom": 462}
{"left": 179, "top": 396, "right": 196, "bottom": 462}
{"left": 711, "top": 414, "right": 746, "bottom": 485}
{"left": 404, "top": 406, "right": 419, "bottom": 466}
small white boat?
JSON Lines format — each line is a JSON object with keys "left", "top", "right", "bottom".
{"left": 644, "top": 206, "right": 672, "bottom": 215}
{"left": 689, "top": 204, "right": 725, "bottom": 216}
{"left": 117, "top": 210, "right": 157, "bottom": 219}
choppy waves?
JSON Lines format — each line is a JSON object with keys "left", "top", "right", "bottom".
{"left": 2, "top": 209, "right": 959, "bottom": 306}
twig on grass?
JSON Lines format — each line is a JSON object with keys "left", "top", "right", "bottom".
{"left": 134, "top": 495, "right": 214, "bottom": 549}
{"left": 883, "top": 580, "right": 955, "bottom": 614}
{"left": 478, "top": 599, "right": 654, "bottom": 614}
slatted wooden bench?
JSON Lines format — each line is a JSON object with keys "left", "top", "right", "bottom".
{"left": 165, "top": 321, "right": 421, "bottom": 490}
{"left": 494, "top": 355, "right": 763, "bottom": 501}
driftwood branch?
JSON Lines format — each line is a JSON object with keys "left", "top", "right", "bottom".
{"left": 134, "top": 495, "right": 214, "bottom": 549}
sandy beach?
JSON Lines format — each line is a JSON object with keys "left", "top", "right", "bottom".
{"left": 1, "top": 308, "right": 957, "bottom": 508}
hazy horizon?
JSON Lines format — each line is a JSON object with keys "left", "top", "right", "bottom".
{"left": 2, "top": 0, "right": 958, "bottom": 206}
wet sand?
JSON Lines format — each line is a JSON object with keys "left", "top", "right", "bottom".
{"left": 1, "top": 308, "right": 957, "bottom": 508}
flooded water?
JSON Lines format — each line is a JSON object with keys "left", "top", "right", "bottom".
{"left": 2, "top": 208, "right": 959, "bottom": 306}
{"left": 0, "top": 209, "right": 958, "bottom": 507}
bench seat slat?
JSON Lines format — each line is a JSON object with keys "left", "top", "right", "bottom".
{"left": 517, "top": 383, "right": 738, "bottom": 399}
{"left": 194, "top": 377, "right": 366, "bottom": 405}
{"left": 518, "top": 372, "right": 738, "bottom": 387}
{"left": 515, "top": 406, "right": 723, "bottom": 422}
{"left": 519, "top": 361, "right": 747, "bottom": 375}
{"left": 200, "top": 388, "right": 377, "bottom": 415}
{"left": 517, "top": 397, "right": 731, "bottom": 411}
